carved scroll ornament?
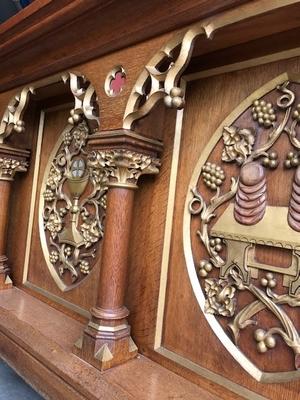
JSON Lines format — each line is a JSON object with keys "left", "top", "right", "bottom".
{"left": 0, "top": 87, "right": 34, "bottom": 144}
{"left": 185, "top": 74, "right": 300, "bottom": 382}
{"left": 123, "top": 24, "right": 211, "bottom": 129}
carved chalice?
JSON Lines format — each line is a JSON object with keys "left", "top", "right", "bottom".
{"left": 58, "top": 158, "right": 88, "bottom": 248}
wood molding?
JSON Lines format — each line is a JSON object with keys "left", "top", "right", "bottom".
{"left": 0, "top": 288, "right": 224, "bottom": 399}
{"left": 0, "top": 0, "right": 248, "bottom": 92}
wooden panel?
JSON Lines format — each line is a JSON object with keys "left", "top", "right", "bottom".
{"left": 26, "top": 107, "right": 101, "bottom": 311}
{"left": 159, "top": 56, "right": 300, "bottom": 398}
{"left": 0, "top": 288, "right": 223, "bottom": 400}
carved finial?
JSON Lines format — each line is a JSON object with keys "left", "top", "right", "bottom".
{"left": 234, "top": 162, "right": 267, "bottom": 225}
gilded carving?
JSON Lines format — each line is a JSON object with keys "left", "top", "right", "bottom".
{"left": 123, "top": 24, "right": 211, "bottom": 129}
{"left": 204, "top": 278, "right": 236, "bottom": 317}
{"left": 40, "top": 121, "right": 107, "bottom": 289}
{"left": 285, "top": 151, "right": 300, "bottom": 168}
{"left": 186, "top": 75, "right": 300, "bottom": 381}
{"left": 251, "top": 99, "right": 276, "bottom": 128}
{"left": 221, "top": 126, "right": 256, "bottom": 164}
{"left": 261, "top": 150, "right": 279, "bottom": 169}
{"left": 88, "top": 150, "right": 160, "bottom": 188}
{"left": 62, "top": 72, "right": 99, "bottom": 132}
{"left": 0, "top": 86, "right": 34, "bottom": 143}
{"left": 0, "top": 157, "right": 28, "bottom": 180}
{"left": 201, "top": 162, "right": 225, "bottom": 191}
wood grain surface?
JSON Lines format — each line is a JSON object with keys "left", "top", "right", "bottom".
{"left": 0, "top": 288, "right": 222, "bottom": 400}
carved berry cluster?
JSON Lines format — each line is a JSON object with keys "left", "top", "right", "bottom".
{"left": 251, "top": 99, "right": 276, "bottom": 128}
{"left": 202, "top": 162, "right": 225, "bottom": 191}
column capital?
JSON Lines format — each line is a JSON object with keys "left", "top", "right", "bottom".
{"left": 0, "top": 145, "right": 30, "bottom": 181}
{"left": 87, "top": 129, "right": 162, "bottom": 189}
{"left": 89, "top": 149, "right": 160, "bottom": 189}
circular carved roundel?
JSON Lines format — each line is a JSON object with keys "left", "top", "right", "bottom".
{"left": 184, "top": 73, "right": 300, "bottom": 382}
{"left": 39, "top": 121, "right": 107, "bottom": 292}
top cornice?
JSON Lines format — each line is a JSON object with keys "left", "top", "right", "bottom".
{"left": 0, "top": 0, "right": 248, "bottom": 92}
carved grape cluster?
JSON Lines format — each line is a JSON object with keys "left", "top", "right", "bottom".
{"left": 63, "top": 130, "right": 73, "bottom": 146}
{"left": 43, "top": 188, "right": 55, "bottom": 202}
{"left": 260, "top": 273, "right": 276, "bottom": 289}
{"left": 251, "top": 99, "right": 276, "bottom": 128}
{"left": 59, "top": 207, "right": 68, "bottom": 217}
{"left": 81, "top": 209, "right": 90, "bottom": 222}
{"left": 14, "top": 120, "right": 25, "bottom": 133}
{"left": 64, "top": 246, "right": 72, "bottom": 257}
{"left": 49, "top": 250, "right": 59, "bottom": 264}
{"left": 198, "top": 259, "right": 213, "bottom": 278}
{"left": 68, "top": 109, "right": 82, "bottom": 125}
{"left": 202, "top": 162, "right": 225, "bottom": 190}
{"left": 80, "top": 260, "right": 90, "bottom": 274}
{"left": 254, "top": 329, "right": 276, "bottom": 353}
{"left": 209, "top": 238, "right": 223, "bottom": 253}
{"left": 100, "top": 195, "right": 107, "bottom": 210}
{"left": 285, "top": 151, "right": 300, "bottom": 168}
{"left": 292, "top": 103, "right": 300, "bottom": 122}
{"left": 164, "top": 87, "right": 185, "bottom": 109}
{"left": 261, "top": 151, "right": 279, "bottom": 169}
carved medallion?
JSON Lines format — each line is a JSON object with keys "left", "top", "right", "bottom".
{"left": 184, "top": 73, "right": 300, "bottom": 382}
{"left": 39, "top": 121, "right": 107, "bottom": 291}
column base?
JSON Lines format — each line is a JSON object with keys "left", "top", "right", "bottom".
{"left": 0, "top": 274, "right": 12, "bottom": 290}
{"left": 0, "top": 256, "right": 12, "bottom": 290}
{"left": 73, "top": 321, "right": 138, "bottom": 371}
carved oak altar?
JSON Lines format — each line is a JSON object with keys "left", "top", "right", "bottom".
{"left": 2, "top": 1, "right": 300, "bottom": 400}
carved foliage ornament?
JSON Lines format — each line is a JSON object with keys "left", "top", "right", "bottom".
{"left": 0, "top": 157, "right": 28, "bottom": 180}
{"left": 185, "top": 74, "right": 300, "bottom": 382}
{"left": 39, "top": 73, "right": 104, "bottom": 292}
{"left": 88, "top": 150, "right": 160, "bottom": 188}
{"left": 40, "top": 121, "right": 107, "bottom": 291}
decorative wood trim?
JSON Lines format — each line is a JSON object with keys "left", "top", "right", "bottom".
{"left": 123, "top": 0, "right": 300, "bottom": 129}
{"left": 0, "top": 0, "right": 248, "bottom": 92}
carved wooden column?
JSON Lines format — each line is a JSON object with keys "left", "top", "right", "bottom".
{"left": 74, "top": 130, "right": 162, "bottom": 370}
{"left": 0, "top": 145, "right": 29, "bottom": 289}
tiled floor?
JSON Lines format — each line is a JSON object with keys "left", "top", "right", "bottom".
{"left": 0, "top": 360, "right": 43, "bottom": 399}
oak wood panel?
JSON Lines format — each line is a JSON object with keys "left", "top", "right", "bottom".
{"left": 6, "top": 103, "right": 40, "bottom": 287}
{"left": 0, "top": 288, "right": 224, "bottom": 400}
{"left": 161, "top": 56, "right": 300, "bottom": 399}
{"left": 25, "top": 107, "right": 101, "bottom": 311}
